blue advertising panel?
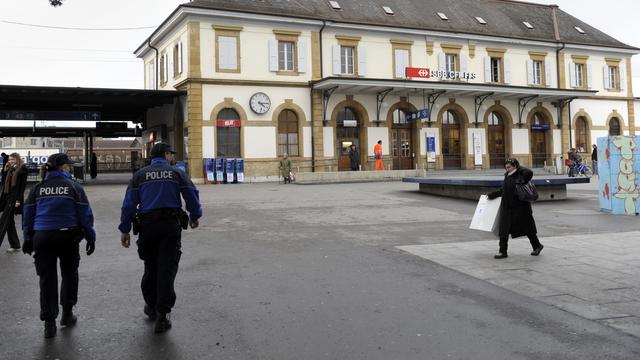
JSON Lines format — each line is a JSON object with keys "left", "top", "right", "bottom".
{"left": 215, "top": 158, "right": 224, "bottom": 182}
{"left": 426, "top": 136, "right": 436, "bottom": 163}
{"left": 405, "top": 109, "right": 430, "bottom": 122}
{"left": 203, "top": 158, "right": 215, "bottom": 183}
{"left": 235, "top": 158, "right": 245, "bottom": 183}
{"left": 225, "top": 158, "right": 235, "bottom": 183}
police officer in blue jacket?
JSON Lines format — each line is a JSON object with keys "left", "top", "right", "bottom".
{"left": 22, "top": 153, "right": 96, "bottom": 339}
{"left": 119, "top": 143, "right": 202, "bottom": 333}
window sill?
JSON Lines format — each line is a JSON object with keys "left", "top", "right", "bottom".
{"left": 173, "top": 72, "right": 183, "bottom": 80}
{"left": 276, "top": 70, "right": 300, "bottom": 76}
{"left": 216, "top": 68, "right": 241, "bottom": 74}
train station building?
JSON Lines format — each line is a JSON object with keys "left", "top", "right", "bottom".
{"left": 134, "top": 0, "right": 639, "bottom": 181}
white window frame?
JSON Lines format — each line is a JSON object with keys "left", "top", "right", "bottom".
{"left": 278, "top": 41, "right": 295, "bottom": 71}
{"left": 490, "top": 57, "right": 501, "bottom": 83}
{"left": 575, "top": 63, "right": 584, "bottom": 88}
{"left": 608, "top": 65, "right": 618, "bottom": 89}
{"left": 445, "top": 54, "right": 456, "bottom": 73}
{"left": 217, "top": 35, "right": 239, "bottom": 71}
{"left": 340, "top": 45, "right": 355, "bottom": 74}
{"left": 394, "top": 48, "right": 410, "bottom": 78}
{"left": 533, "top": 60, "right": 542, "bottom": 85}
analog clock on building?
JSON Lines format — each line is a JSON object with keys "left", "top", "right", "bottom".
{"left": 249, "top": 92, "right": 271, "bottom": 114}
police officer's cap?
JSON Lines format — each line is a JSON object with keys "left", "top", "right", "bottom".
{"left": 150, "top": 142, "right": 176, "bottom": 158}
{"left": 47, "top": 153, "right": 75, "bottom": 167}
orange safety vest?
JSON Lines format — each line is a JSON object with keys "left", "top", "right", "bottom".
{"left": 374, "top": 144, "right": 382, "bottom": 158}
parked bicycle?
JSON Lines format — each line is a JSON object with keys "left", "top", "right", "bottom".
{"left": 567, "top": 159, "right": 593, "bottom": 177}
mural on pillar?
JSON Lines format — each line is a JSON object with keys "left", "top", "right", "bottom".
{"left": 598, "top": 136, "right": 640, "bottom": 215}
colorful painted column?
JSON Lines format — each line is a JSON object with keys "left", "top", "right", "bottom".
{"left": 598, "top": 136, "right": 640, "bottom": 215}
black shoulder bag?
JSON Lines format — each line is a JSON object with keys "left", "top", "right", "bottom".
{"left": 515, "top": 177, "right": 539, "bottom": 202}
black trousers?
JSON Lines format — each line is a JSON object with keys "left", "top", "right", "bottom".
{"left": 137, "top": 217, "right": 182, "bottom": 315}
{"left": 0, "top": 208, "right": 20, "bottom": 249}
{"left": 33, "top": 230, "right": 80, "bottom": 321}
{"left": 499, "top": 233, "right": 541, "bottom": 254}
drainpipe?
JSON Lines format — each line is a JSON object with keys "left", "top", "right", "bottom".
{"left": 148, "top": 38, "right": 159, "bottom": 90}
{"left": 311, "top": 21, "right": 327, "bottom": 172}
{"left": 568, "top": 100, "right": 573, "bottom": 148}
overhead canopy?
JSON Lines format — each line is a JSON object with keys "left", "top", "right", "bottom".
{"left": 312, "top": 77, "right": 597, "bottom": 103}
{"left": 0, "top": 84, "right": 185, "bottom": 137}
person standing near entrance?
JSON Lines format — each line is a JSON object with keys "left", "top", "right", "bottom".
{"left": 90, "top": 152, "right": 98, "bottom": 179}
{"left": 349, "top": 144, "right": 360, "bottom": 171}
{"left": 487, "top": 158, "right": 543, "bottom": 259}
{"left": 119, "top": 142, "right": 202, "bottom": 333}
{"left": 591, "top": 144, "right": 598, "bottom": 176}
{"left": 279, "top": 153, "right": 292, "bottom": 183}
{"left": 374, "top": 140, "right": 384, "bottom": 171}
{"left": 0, "top": 153, "right": 28, "bottom": 252}
{"left": 21, "top": 153, "right": 96, "bottom": 338}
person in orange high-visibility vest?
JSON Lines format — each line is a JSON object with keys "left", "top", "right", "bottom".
{"left": 374, "top": 140, "right": 384, "bottom": 171}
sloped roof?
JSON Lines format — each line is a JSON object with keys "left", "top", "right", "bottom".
{"left": 182, "top": 0, "right": 637, "bottom": 50}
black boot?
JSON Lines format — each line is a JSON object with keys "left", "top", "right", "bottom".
{"left": 531, "top": 245, "right": 544, "bottom": 256}
{"left": 494, "top": 252, "right": 508, "bottom": 259}
{"left": 144, "top": 304, "right": 157, "bottom": 321}
{"left": 44, "top": 320, "right": 57, "bottom": 338}
{"left": 60, "top": 307, "right": 77, "bottom": 327}
{"left": 154, "top": 313, "right": 172, "bottom": 333}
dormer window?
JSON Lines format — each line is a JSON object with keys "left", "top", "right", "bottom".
{"left": 383, "top": 6, "right": 394, "bottom": 15}
{"left": 575, "top": 26, "right": 585, "bottom": 34}
{"left": 329, "top": 1, "right": 341, "bottom": 10}
{"left": 475, "top": 17, "right": 487, "bottom": 25}
{"left": 437, "top": 12, "right": 449, "bottom": 21}
{"left": 523, "top": 21, "right": 534, "bottom": 29}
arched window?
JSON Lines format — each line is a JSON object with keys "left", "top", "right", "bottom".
{"left": 216, "top": 108, "right": 241, "bottom": 157}
{"left": 392, "top": 109, "right": 408, "bottom": 125}
{"left": 337, "top": 107, "right": 358, "bottom": 124}
{"left": 609, "top": 117, "right": 621, "bottom": 136}
{"left": 488, "top": 112, "right": 502, "bottom": 126}
{"left": 442, "top": 110, "right": 459, "bottom": 125}
{"left": 532, "top": 112, "right": 547, "bottom": 125}
{"left": 278, "top": 109, "right": 299, "bottom": 157}
{"left": 575, "top": 117, "right": 588, "bottom": 152}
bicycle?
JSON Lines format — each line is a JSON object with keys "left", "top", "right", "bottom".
{"left": 568, "top": 159, "right": 593, "bottom": 178}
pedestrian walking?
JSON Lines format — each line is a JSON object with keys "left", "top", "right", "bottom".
{"left": 591, "top": 144, "right": 598, "bottom": 176}
{"left": 0, "top": 153, "right": 28, "bottom": 252}
{"left": 487, "top": 158, "right": 544, "bottom": 259}
{"left": 21, "top": 153, "right": 96, "bottom": 338}
{"left": 90, "top": 152, "right": 98, "bottom": 179}
{"left": 279, "top": 153, "right": 292, "bottom": 183}
{"left": 119, "top": 142, "right": 202, "bottom": 334}
{"left": 349, "top": 144, "right": 360, "bottom": 171}
{"left": 374, "top": 140, "right": 384, "bottom": 171}
{"left": 0, "top": 152, "right": 8, "bottom": 185}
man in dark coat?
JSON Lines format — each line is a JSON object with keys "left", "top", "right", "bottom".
{"left": 488, "top": 158, "right": 544, "bottom": 259}
{"left": 90, "top": 152, "right": 98, "bottom": 179}
{"left": 349, "top": 144, "right": 360, "bottom": 171}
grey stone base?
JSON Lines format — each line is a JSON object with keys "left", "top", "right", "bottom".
{"left": 418, "top": 183, "right": 567, "bottom": 201}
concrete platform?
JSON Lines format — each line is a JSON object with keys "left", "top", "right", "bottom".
{"left": 403, "top": 176, "right": 590, "bottom": 201}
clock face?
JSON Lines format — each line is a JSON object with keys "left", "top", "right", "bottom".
{"left": 250, "top": 92, "right": 271, "bottom": 114}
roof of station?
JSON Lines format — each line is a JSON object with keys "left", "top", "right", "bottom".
{"left": 175, "top": 0, "right": 637, "bottom": 51}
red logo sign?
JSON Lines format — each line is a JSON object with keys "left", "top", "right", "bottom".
{"left": 405, "top": 67, "right": 431, "bottom": 78}
{"left": 216, "top": 120, "right": 241, "bottom": 127}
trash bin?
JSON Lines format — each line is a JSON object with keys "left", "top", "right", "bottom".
{"left": 72, "top": 163, "right": 85, "bottom": 182}
{"left": 235, "top": 158, "right": 244, "bottom": 183}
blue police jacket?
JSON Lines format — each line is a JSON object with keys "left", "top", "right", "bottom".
{"left": 22, "top": 170, "right": 96, "bottom": 242}
{"left": 119, "top": 158, "right": 202, "bottom": 233}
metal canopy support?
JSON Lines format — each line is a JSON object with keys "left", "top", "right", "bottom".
{"left": 322, "top": 86, "right": 338, "bottom": 126}
{"left": 517, "top": 95, "right": 539, "bottom": 128}
{"left": 474, "top": 92, "right": 494, "bottom": 128}
{"left": 426, "top": 90, "right": 446, "bottom": 127}
{"left": 553, "top": 97, "right": 577, "bottom": 129}
{"left": 375, "top": 88, "right": 394, "bottom": 127}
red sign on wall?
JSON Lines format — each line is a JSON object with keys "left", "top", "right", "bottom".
{"left": 216, "top": 120, "right": 241, "bottom": 127}
{"left": 405, "top": 67, "right": 431, "bottom": 78}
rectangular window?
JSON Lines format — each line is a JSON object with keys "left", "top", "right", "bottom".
{"left": 278, "top": 41, "right": 295, "bottom": 71}
{"left": 608, "top": 65, "right": 618, "bottom": 89}
{"left": 340, "top": 46, "right": 354, "bottom": 74}
{"left": 575, "top": 63, "right": 584, "bottom": 88}
{"left": 394, "top": 48, "right": 409, "bottom": 78}
{"left": 173, "top": 42, "right": 183, "bottom": 77}
{"left": 533, "top": 60, "right": 543, "bottom": 85}
{"left": 159, "top": 53, "right": 167, "bottom": 85}
{"left": 490, "top": 57, "right": 501, "bottom": 83}
{"left": 146, "top": 62, "right": 155, "bottom": 89}
{"left": 445, "top": 54, "right": 457, "bottom": 73}
{"left": 30, "top": 139, "right": 38, "bottom": 146}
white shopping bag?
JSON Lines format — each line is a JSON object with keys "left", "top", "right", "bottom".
{"left": 469, "top": 195, "right": 501, "bottom": 233}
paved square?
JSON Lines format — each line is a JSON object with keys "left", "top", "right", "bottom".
{"left": 399, "top": 231, "right": 640, "bottom": 337}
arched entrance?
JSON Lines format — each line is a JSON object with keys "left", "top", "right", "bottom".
{"left": 529, "top": 111, "right": 551, "bottom": 168}
{"left": 277, "top": 109, "right": 299, "bottom": 156}
{"left": 609, "top": 117, "right": 622, "bottom": 136}
{"left": 441, "top": 110, "right": 462, "bottom": 169}
{"left": 336, "top": 107, "right": 360, "bottom": 171}
{"left": 389, "top": 106, "right": 416, "bottom": 170}
{"left": 216, "top": 108, "right": 241, "bottom": 157}
{"left": 487, "top": 111, "right": 506, "bottom": 168}
{"left": 575, "top": 116, "right": 588, "bottom": 153}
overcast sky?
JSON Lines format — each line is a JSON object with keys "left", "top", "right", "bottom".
{"left": 0, "top": 0, "right": 638, "bottom": 93}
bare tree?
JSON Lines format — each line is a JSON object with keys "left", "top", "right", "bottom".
{"left": 49, "top": 0, "right": 63, "bottom": 6}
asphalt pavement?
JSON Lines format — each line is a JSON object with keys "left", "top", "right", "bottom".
{"left": 1, "top": 178, "right": 639, "bottom": 360}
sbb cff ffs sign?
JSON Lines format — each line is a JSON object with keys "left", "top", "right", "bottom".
{"left": 405, "top": 67, "right": 431, "bottom": 78}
